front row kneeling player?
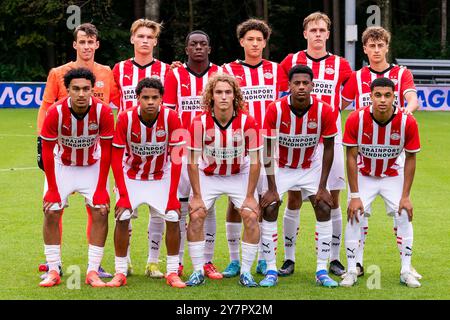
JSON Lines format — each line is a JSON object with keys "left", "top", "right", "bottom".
{"left": 341, "top": 77, "right": 421, "bottom": 288}
{"left": 107, "top": 77, "right": 186, "bottom": 288}
{"left": 39, "top": 68, "right": 114, "bottom": 288}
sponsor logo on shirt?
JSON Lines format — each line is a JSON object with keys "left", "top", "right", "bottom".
{"left": 359, "top": 144, "right": 402, "bottom": 159}
{"left": 156, "top": 130, "right": 166, "bottom": 138}
{"left": 96, "top": 81, "right": 104, "bottom": 88}
{"left": 307, "top": 121, "right": 318, "bottom": 129}
{"left": 204, "top": 145, "right": 244, "bottom": 159}
{"left": 263, "top": 72, "right": 273, "bottom": 79}
{"left": 232, "top": 132, "right": 243, "bottom": 142}
{"left": 61, "top": 135, "right": 97, "bottom": 148}
{"left": 241, "top": 85, "right": 275, "bottom": 102}
{"left": 311, "top": 80, "right": 335, "bottom": 96}
{"left": 123, "top": 86, "right": 137, "bottom": 102}
{"left": 278, "top": 133, "right": 319, "bottom": 148}
{"left": 390, "top": 132, "right": 401, "bottom": 141}
{"left": 88, "top": 122, "right": 99, "bottom": 131}
{"left": 325, "top": 67, "right": 335, "bottom": 75}
{"left": 130, "top": 141, "right": 166, "bottom": 156}
{"left": 180, "top": 96, "right": 202, "bottom": 112}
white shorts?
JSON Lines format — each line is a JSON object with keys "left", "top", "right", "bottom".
{"left": 177, "top": 156, "right": 191, "bottom": 199}
{"left": 266, "top": 161, "right": 321, "bottom": 201}
{"left": 347, "top": 173, "right": 404, "bottom": 217}
{"left": 116, "top": 175, "right": 178, "bottom": 222}
{"left": 317, "top": 142, "right": 346, "bottom": 191}
{"left": 43, "top": 161, "right": 106, "bottom": 211}
{"left": 196, "top": 172, "right": 253, "bottom": 210}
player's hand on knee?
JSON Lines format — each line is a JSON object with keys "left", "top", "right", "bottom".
{"left": 260, "top": 189, "right": 281, "bottom": 208}
{"left": 399, "top": 196, "right": 413, "bottom": 222}
{"left": 93, "top": 189, "right": 110, "bottom": 209}
{"left": 241, "top": 195, "right": 260, "bottom": 216}
{"left": 43, "top": 190, "right": 61, "bottom": 213}
{"left": 347, "top": 198, "right": 364, "bottom": 225}
{"left": 314, "top": 186, "right": 333, "bottom": 208}
{"left": 189, "top": 196, "right": 207, "bottom": 217}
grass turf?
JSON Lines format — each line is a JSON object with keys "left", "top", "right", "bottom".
{"left": 0, "top": 109, "right": 449, "bottom": 300}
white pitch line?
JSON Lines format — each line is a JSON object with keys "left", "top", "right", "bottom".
{"left": 0, "top": 167, "right": 39, "bottom": 172}
{"left": 0, "top": 134, "right": 35, "bottom": 137}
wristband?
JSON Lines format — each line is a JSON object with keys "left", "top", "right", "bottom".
{"left": 350, "top": 192, "right": 360, "bottom": 199}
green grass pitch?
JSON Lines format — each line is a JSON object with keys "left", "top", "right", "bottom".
{"left": 0, "top": 109, "right": 449, "bottom": 300}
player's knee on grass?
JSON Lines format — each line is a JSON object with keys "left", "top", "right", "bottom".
{"left": 262, "top": 203, "right": 280, "bottom": 222}
{"left": 226, "top": 199, "right": 242, "bottom": 223}
{"left": 314, "top": 200, "right": 332, "bottom": 222}
{"left": 287, "top": 190, "right": 302, "bottom": 209}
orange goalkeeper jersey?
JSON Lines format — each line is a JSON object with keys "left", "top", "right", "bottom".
{"left": 36, "top": 61, "right": 120, "bottom": 134}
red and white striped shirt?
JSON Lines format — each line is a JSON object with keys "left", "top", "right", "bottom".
{"left": 343, "top": 106, "right": 420, "bottom": 177}
{"left": 341, "top": 65, "right": 416, "bottom": 110}
{"left": 189, "top": 110, "right": 262, "bottom": 176}
{"left": 223, "top": 59, "right": 288, "bottom": 127}
{"left": 280, "top": 51, "right": 352, "bottom": 132}
{"left": 263, "top": 95, "right": 337, "bottom": 169}
{"left": 112, "top": 106, "right": 184, "bottom": 180}
{"left": 163, "top": 63, "right": 222, "bottom": 130}
{"left": 113, "top": 58, "right": 169, "bottom": 113}
{"left": 40, "top": 96, "right": 114, "bottom": 167}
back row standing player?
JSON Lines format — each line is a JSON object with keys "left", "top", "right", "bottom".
{"left": 340, "top": 26, "right": 421, "bottom": 279}
{"left": 278, "top": 12, "right": 352, "bottom": 277}
{"left": 37, "top": 23, "right": 119, "bottom": 279}
{"left": 112, "top": 18, "right": 170, "bottom": 278}
{"left": 162, "top": 30, "right": 223, "bottom": 279}
{"left": 221, "top": 18, "right": 288, "bottom": 278}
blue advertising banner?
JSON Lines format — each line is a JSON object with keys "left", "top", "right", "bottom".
{"left": 0, "top": 82, "right": 45, "bottom": 108}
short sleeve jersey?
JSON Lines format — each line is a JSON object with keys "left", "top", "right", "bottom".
{"left": 188, "top": 110, "right": 262, "bottom": 176}
{"left": 163, "top": 63, "right": 222, "bottom": 130}
{"left": 343, "top": 106, "right": 420, "bottom": 177}
{"left": 112, "top": 106, "right": 184, "bottom": 181}
{"left": 341, "top": 65, "right": 416, "bottom": 110}
{"left": 223, "top": 59, "right": 288, "bottom": 128}
{"left": 263, "top": 95, "right": 337, "bottom": 169}
{"left": 40, "top": 96, "right": 114, "bottom": 166}
{"left": 281, "top": 50, "right": 352, "bottom": 116}
{"left": 112, "top": 58, "right": 169, "bottom": 113}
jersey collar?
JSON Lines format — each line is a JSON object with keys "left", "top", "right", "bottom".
{"left": 305, "top": 50, "right": 330, "bottom": 62}
{"left": 138, "top": 106, "right": 161, "bottom": 128}
{"left": 184, "top": 62, "right": 212, "bottom": 78}
{"left": 369, "top": 105, "right": 398, "bottom": 127}
{"left": 238, "top": 59, "right": 264, "bottom": 69}
{"left": 211, "top": 110, "right": 237, "bottom": 130}
{"left": 288, "top": 95, "right": 314, "bottom": 118}
{"left": 368, "top": 64, "right": 394, "bottom": 75}
{"left": 132, "top": 58, "right": 156, "bottom": 69}
{"left": 67, "top": 97, "right": 92, "bottom": 120}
